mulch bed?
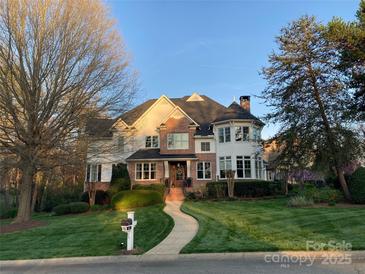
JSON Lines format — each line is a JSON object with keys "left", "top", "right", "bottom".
{"left": 0, "top": 220, "right": 47, "bottom": 234}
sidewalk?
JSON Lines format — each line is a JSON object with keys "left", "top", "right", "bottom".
{"left": 145, "top": 188, "right": 199, "bottom": 255}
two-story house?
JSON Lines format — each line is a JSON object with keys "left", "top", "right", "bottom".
{"left": 85, "top": 93, "right": 266, "bottom": 191}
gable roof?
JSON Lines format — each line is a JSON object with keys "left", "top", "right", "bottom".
{"left": 86, "top": 94, "right": 264, "bottom": 137}
{"left": 118, "top": 99, "right": 157, "bottom": 125}
{"left": 213, "top": 101, "right": 265, "bottom": 125}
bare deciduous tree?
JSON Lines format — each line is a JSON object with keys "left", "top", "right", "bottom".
{"left": 0, "top": 0, "right": 136, "bottom": 223}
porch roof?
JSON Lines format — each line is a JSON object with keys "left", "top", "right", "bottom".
{"left": 126, "top": 149, "right": 197, "bottom": 161}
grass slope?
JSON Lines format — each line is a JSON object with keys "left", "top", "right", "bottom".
{"left": 181, "top": 198, "right": 365, "bottom": 253}
{"left": 0, "top": 205, "right": 173, "bottom": 260}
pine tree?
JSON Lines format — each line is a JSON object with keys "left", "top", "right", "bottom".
{"left": 262, "top": 16, "right": 363, "bottom": 201}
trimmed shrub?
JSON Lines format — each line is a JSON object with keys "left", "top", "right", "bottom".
{"left": 53, "top": 204, "right": 71, "bottom": 215}
{"left": 206, "top": 180, "right": 284, "bottom": 198}
{"left": 288, "top": 196, "right": 314, "bottom": 207}
{"left": 108, "top": 178, "right": 131, "bottom": 197}
{"left": 69, "top": 202, "right": 89, "bottom": 214}
{"left": 111, "top": 190, "right": 163, "bottom": 211}
{"left": 133, "top": 184, "right": 166, "bottom": 196}
{"left": 349, "top": 167, "right": 365, "bottom": 204}
{"left": 0, "top": 208, "right": 17, "bottom": 219}
{"left": 302, "top": 186, "right": 344, "bottom": 203}
{"left": 80, "top": 190, "right": 110, "bottom": 205}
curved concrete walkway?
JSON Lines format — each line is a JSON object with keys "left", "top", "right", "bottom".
{"left": 146, "top": 188, "right": 198, "bottom": 255}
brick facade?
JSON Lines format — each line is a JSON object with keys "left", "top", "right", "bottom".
{"left": 190, "top": 153, "right": 216, "bottom": 189}
{"left": 159, "top": 117, "right": 195, "bottom": 154}
{"left": 128, "top": 161, "right": 164, "bottom": 186}
{"left": 84, "top": 182, "right": 110, "bottom": 192}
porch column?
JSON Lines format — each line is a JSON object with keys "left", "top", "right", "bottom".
{"left": 164, "top": 161, "right": 169, "bottom": 178}
{"left": 186, "top": 160, "right": 191, "bottom": 178}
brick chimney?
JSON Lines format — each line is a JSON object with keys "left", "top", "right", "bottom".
{"left": 239, "top": 96, "right": 250, "bottom": 112}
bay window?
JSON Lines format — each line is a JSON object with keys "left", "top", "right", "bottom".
{"left": 236, "top": 156, "right": 252, "bottom": 178}
{"left": 218, "top": 127, "right": 231, "bottom": 143}
{"left": 235, "top": 126, "right": 250, "bottom": 141}
{"left": 255, "top": 156, "right": 263, "bottom": 179}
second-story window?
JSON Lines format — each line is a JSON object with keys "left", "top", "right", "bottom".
{"left": 201, "top": 142, "right": 210, "bottom": 152}
{"left": 253, "top": 128, "right": 261, "bottom": 141}
{"left": 145, "top": 136, "right": 159, "bottom": 148}
{"left": 167, "top": 133, "right": 189, "bottom": 149}
{"left": 218, "top": 127, "right": 231, "bottom": 143}
{"left": 235, "top": 126, "right": 250, "bottom": 142}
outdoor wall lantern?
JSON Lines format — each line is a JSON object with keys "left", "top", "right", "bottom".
{"left": 120, "top": 211, "right": 137, "bottom": 251}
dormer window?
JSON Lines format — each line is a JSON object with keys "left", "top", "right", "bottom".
{"left": 145, "top": 136, "right": 159, "bottom": 148}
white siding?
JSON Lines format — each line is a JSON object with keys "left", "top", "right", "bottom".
{"left": 214, "top": 122, "right": 265, "bottom": 180}
{"left": 195, "top": 138, "right": 215, "bottom": 153}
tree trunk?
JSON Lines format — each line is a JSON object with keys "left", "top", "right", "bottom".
{"left": 31, "top": 182, "right": 38, "bottom": 212}
{"left": 336, "top": 166, "right": 352, "bottom": 201}
{"left": 12, "top": 166, "right": 34, "bottom": 224}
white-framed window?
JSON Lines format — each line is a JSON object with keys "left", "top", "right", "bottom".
{"left": 136, "top": 162, "right": 156, "bottom": 180}
{"left": 87, "top": 164, "right": 102, "bottom": 182}
{"left": 236, "top": 156, "right": 251, "bottom": 178}
{"left": 235, "top": 126, "right": 250, "bottom": 142}
{"left": 219, "top": 156, "right": 232, "bottom": 179}
{"left": 218, "top": 127, "right": 231, "bottom": 143}
{"left": 145, "top": 135, "right": 159, "bottom": 148}
{"left": 236, "top": 156, "right": 243, "bottom": 178}
{"left": 197, "top": 161, "right": 211, "bottom": 179}
{"left": 201, "top": 142, "right": 210, "bottom": 152}
{"left": 118, "top": 136, "right": 125, "bottom": 152}
{"left": 244, "top": 156, "right": 252, "bottom": 178}
{"left": 255, "top": 156, "right": 263, "bottom": 179}
{"left": 253, "top": 128, "right": 261, "bottom": 141}
{"left": 167, "top": 133, "right": 189, "bottom": 149}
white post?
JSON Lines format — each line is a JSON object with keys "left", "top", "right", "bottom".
{"left": 127, "top": 211, "right": 135, "bottom": 251}
{"left": 186, "top": 160, "right": 191, "bottom": 178}
{"left": 164, "top": 160, "right": 169, "bottom": 178}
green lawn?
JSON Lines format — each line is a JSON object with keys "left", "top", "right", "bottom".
{"left": 181, "top": 198, "right": 365, "bottom": 253}
{"left": 0, "top": 205, "right": 173, "bottom": 260}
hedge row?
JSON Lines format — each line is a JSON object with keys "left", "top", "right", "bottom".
{"left": 53, "top": 202, "right": 89, "bottom": 215}
{"left": 206, "top": 180, "right": 284, "bottom": 198}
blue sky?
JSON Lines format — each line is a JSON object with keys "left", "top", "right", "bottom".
{"left": 107, "top": 0, "right": 359, "bottom": 139}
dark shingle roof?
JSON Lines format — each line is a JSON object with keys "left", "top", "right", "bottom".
{"left": 126, "top": 149, "right": 197, "bottom": 161}
{"left": 213, "top": 102, "right": 265, "bottom": 125}
{"left": 86, "top": 95, "right": 264, "bottom": 137}
{"left": 118, "top": 99, "right": 157, "bottom": 125}
{"left": 85, "top": 118, "right": 115, "bottom": 137}
{"left": 171, "top": 95, "right": 227, "bottom": 125}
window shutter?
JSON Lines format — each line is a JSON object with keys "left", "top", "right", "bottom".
{"left": 97, "top": 165, "right": 102, "bottom": 181}
{"left": 86, "top": 165, "right": 90, "bottom": 182}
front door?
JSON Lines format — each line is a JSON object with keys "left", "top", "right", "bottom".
{"left": 169, "top": 162, "right": 186, "bottom": 187}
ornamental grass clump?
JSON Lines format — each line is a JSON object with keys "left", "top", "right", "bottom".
{"left": 288, "top": 196, "right": 314, "bottom": 207}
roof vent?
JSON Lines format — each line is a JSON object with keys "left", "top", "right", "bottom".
{"left": 186, "top": 92, "right": 204, "bottom": 102}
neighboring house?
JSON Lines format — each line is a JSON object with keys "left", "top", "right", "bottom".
{"left": 85, "top": 93, "right": 266, "bottom": 190}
